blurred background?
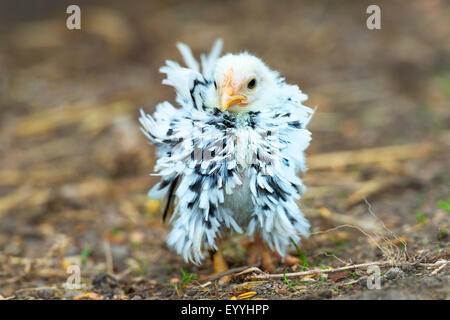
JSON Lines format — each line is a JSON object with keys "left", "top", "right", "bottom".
{"left": 0, "top": 0, "right": 448, "bottom": 299}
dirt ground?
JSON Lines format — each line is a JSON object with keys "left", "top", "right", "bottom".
{"left": 0, "top": 0, "right": 449, "bottom": 300}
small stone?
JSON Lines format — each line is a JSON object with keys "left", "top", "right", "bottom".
{"left": 37, "top": 288, "right": 56, "bottom": 299}
{"left": 264, "top": 283, "right": 276, "bottom": 289}
{"left": 164, "top": 289, "right": 174, "bottom": 297}
{"left": 384, "top": 267, "right": 405, "bottom": 280}
{"left": 318, "top": 289, "right": 332, "bottom": 299}
{"left": 255, "top": 287, "right": 267, "bottom": 295}
{"left": 92, "top": 273, "right": 118, "bottom": 293}
{"left": 185, "top": 288, "right": 197, "bottom": 296}
{"left": 63, "top": 290, "right": 85, "bottom": 299}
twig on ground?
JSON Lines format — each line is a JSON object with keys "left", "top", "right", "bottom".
{"left": 248, "top": 261, "right": 395, "bottom": 280}
{"left": 202, "top": 264, "right": 260, "bottom": 283}
{"left": 430, "top": 261, "right": 449, "bottom": 276}
{"left": 116, "top": 268, "right": 132, "bottom": 280}
{"left": 104, "top": 240, "right": 114, "bottom": 275}
{"left": 199, "top": 281, "right": 212, "bottom": 288}
{"left": 343, "top": 279, "right": 360, "bottom": 286}
{"left": 234, "top": 266, "right": 266, "bottom": 277}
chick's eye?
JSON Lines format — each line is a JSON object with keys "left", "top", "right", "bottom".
{"left": 214, "top": 81, "right": 217, "bottom": 90}
{"left": 247, "top": 79, "right": 257, "bottom": 89}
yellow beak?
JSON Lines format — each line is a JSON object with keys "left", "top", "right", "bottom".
{"left": 220, "top": 71, "right": 246, "bottom": 111}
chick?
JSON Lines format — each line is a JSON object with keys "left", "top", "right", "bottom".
{"left": 140, "top": 40, "right": 314, "bottom": 274}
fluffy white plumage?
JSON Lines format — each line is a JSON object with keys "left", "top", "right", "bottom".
{"left": 139, "top": 39, "right": 314, "bottom": 264}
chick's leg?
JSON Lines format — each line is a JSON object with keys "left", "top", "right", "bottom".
{"left": 261, "top": 244, "right": 276, "bottom": 273}
{"left": 211, "top": 248, "right": 228, "bottom": 274}
{"left": 209, "top": 245, "right": 231, "bottom": 283}
{"left": 245, "top": 236, "right": 275, "bottom": 273}
{"left": 246, "top": 238, "right": 261, "bottom": 266}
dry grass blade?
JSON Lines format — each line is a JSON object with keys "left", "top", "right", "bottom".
{"left": 307, "top": 137, "right": 448, "bottom": 170}
{"left": 13, "top": 100, "right": 133, "bottom": 138}
{"left": 0, "top": 186, "right": 32, "bottom": 217}
{"left": 346, "top": 179, "right": 394, "bottom": 207}
{"left": 346, "top": 177, "right": 422, "bottom": 207}
{"left": 430, "top": 261, "right": 449, "bottom": 276}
